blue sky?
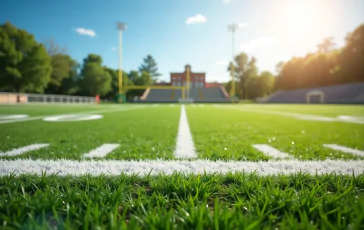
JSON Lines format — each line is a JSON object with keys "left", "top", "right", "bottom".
{"left": 1, "top": 0, "right": 363, "bottom": 83}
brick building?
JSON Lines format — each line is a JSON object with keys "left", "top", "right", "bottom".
{"left": 170, "top": 65, "right": 206, "bottom": 88}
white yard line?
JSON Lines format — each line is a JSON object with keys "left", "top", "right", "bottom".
{"left": 0, "top": 144, "right": 49, "bottom": 157}
{"left": 253, "top": 144, "right": 292, "bottom": 159}
{"left": 222, "top": 106, "right": 364, "bottom": 124}
{"left": 174, "top": 105, "right": 197, "bottom": 158}
{"left": 0, "top": 159, "right": 363, "bottom": 176}
{"left": 82, "top": 144, "right": 120, "bottom": 158}
{"left": 0, "top": 106, "right": 146, "bottom": 124}
{"left": 323, "top": 144, "right": 364, "bottom": 157}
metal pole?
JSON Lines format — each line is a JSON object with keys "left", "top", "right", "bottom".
{"left": 118, "top": 30, "right": 123, "bottom": 96}
{"left": 230, "top": 29, "right": 236, "bottom": 98}
{"left": 228, "top": 24, "right": 238, "bottom": 99}
{"left": 117, "top": 22, "right": 127, "bottom": 103}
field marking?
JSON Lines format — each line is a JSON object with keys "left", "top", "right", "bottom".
{"left": 0, "top": 106, "right": 147, "bottom": 124}
{"left": 43, "top": 114, "right": 103, "bottom": 122}
{"left": 323, "top": 144, "right": 364, "bottom": 157}
{"left": 222, "top": 106, "right": 364, "bottom": 124}
{"left": 174, "top": 105, "right": 197, "bottom": 158}
{"left": 0, "top": 159, "right": 363, "bottom": 176}
{"left": 0, "top": 144, "right": 49, "bottom": 157}
{"left": 253, "top": 144, "right": 292, "bottom": 159}
{"left": 0, "top": 114, "right": 29, "bottom": 120}
{"left": 82, "top": 144, "right": 120, "bottom": 158}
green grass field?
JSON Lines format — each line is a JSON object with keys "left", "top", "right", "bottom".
{"left": 0, "top": 103, "right": 364, "bottom": 229}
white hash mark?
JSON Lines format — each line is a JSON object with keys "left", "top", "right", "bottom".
{"left": 82, "top": 144, "right": 120, "bottom": 158}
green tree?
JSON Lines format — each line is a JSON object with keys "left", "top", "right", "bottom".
{"left": 317, "top": 37, "right": 335, "bottom": 53}
{"left": 56, "top": 60, "right": 80, "bottom": 95}
{"left": 0, "top": 22, "right": 52, "bottom": 93}
{"left": 227, "top": 52, "right": 257, "bottom": 99}
{"left": 43, "top": 39, "right": 77, "bottom": 93}
{"left": 139, "top": 55, "right": 161, "bottom": 80}
{"left": 247, "top": 71, "right": 274, "bottom": 99}
{"left": 104, "top": 67, "right": 133, "bottom": 100}
{"left": 338, "top": 24, "right": 364, "bottom": 83}
{"left": 79, "top": 54, "right": 111, "bottom": 96}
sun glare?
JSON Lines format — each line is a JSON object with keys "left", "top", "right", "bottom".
{"left": 282, "top": 1, "right": 317, "bottom": 37}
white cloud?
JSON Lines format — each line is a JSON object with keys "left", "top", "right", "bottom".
{"left": 75, "top": 28, "right": 96, "bottom": 37}
{"left": 111, "top": 47, "right": 117, "bottom": 51}
{"left": 216, "top": 60, "right": 229, "bottom": 66}
{"left": 222, "top": 0, "right": 234, "bottom": 3}
{"left": 186, "top": 14, "right": 207, "bottom": 25}
{"left": 238, "top": 23, "right": 247, "bottom": 28}
{"left": 240, "top": 37, "right": 278, "bottom": 53}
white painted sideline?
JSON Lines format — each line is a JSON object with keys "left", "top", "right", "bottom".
{"left": 174, "top": 105, "right": 197, "bottom": 158}
{"left": 0, "top": 159, "right": 363, "bottom": 176}
{"left": 253, "top": 144, "right": 292, "bottom": 159}
{"left": 0, "top": 106, "right": 147, "bottom": 124}
{"left": 222, "top": 106, "right": 364, "bottom": 124}
{"left": 82, "top": 144, "right": 120, "bottom": 158}
{"left": 323, "top": 144, "right": 364, "bottom": 157}
{"left": 0, "top": 144, "right": 49, "bottom": 157}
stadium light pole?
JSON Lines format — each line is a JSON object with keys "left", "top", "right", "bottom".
{"left": 117, "top": 22, "right": 127, "bottom": 103}
{"left": 228, "top": 24, "right": 239, "bottom": 99}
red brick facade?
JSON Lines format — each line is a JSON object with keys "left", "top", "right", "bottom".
{"left": 170, "top": 65, "right": 206, "bottom": 88}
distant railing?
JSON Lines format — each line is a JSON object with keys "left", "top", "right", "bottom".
{"left": 0, "top": 92, "right": 97, "bottom": 104}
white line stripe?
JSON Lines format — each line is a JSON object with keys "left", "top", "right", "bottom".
{"left": 222, "top": 106, "right": 364, "bottom": 124}
{"left": 323, "top": 144, "right": 364, "bottom": 157}
{"left": 0, "top": 159, "right": 363, "bottom": 176}
{"left": 0, "top": 144, "right": 49, "bottom": 157}
{"left": 82, "top": 144, "right": 120, "bottom": 158}
{"left": 174, "top": 105, "right": 197, "bottom": 158}
{"left": 253, "top": 144, "right": 292, "bottom": 159}
{"left": 0, "top": 106, "right": 146, "bottom": 124}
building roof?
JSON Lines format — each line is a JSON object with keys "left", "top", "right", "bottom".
{"left": 205, "top": 83, "right": 222, "bottom": 88}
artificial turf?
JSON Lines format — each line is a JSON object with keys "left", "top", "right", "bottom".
{"left": 0, "top": 103, "right": 363, "bottom": 229}
{"left": 0, "top": 173, "right": 363, "bottom": 229}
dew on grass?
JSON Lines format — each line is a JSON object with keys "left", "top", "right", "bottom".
{"left": 292, "top": 142, "right": 295, "bottom": 145}
{"left": 301, "top": 130, "right": 305, "bottom": 134}
{"left": 224, "top": 147, "right": 227, "bottom": 151}
{"left": 272, "top": 137, "right": 276, "bottom": 140}
{"left": 268, "top": 139, "right": 271, "bottom": 143}
{"left": 330, "top": 153, "right": 332, "bottom": 155}
{"left": 152, "top": 147, "right": 155, "bottom": 151}
{"left": 342, "top": 155, "right": 344, "bottom": 157}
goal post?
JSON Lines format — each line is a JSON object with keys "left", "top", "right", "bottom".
{"left": 306, "top": 90, "right": 325, "bottom": 103}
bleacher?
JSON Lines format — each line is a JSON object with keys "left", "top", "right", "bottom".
{"left": 142, "top": 89, "right": 177, "bottom": 102}
{"left": 258, "top": 82, "right": 364, "bottom": 104}
{"left": 140, "top": 87, "right": 230, "bottom": 103}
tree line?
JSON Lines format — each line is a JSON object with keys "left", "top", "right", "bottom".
{"left": 227, "top": 23, "right": 364, "bottom": 99}
{"left": 0, "top": 22, "right": 161, "bottom": 100}
{"left": 1, "top": 21, "right": 363, "bottom": 101}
